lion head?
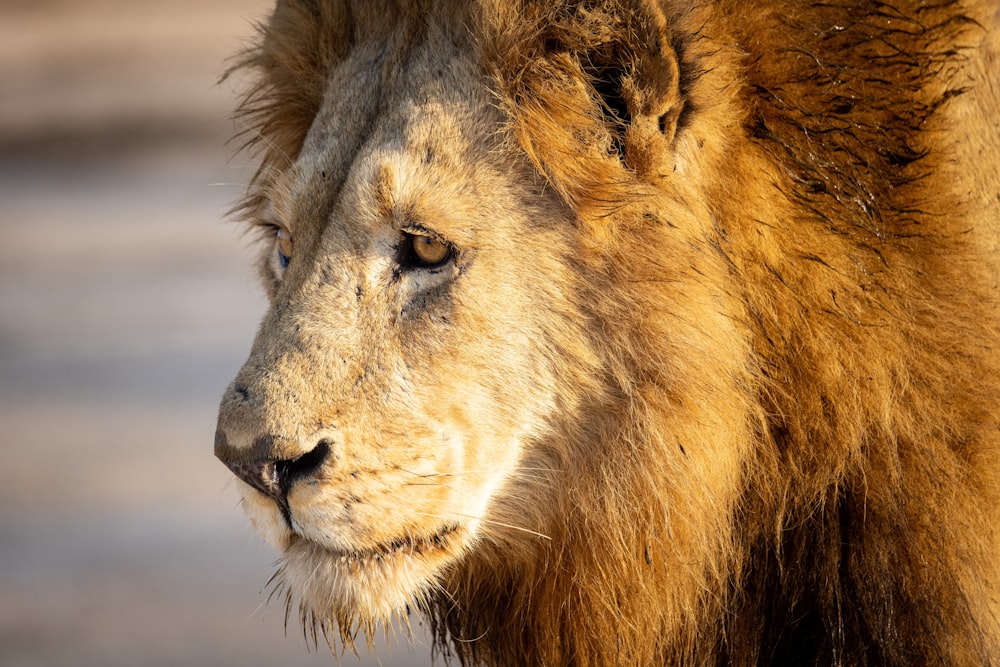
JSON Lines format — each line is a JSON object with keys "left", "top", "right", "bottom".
{"left": 216, "top": 0, "right": 1000, "bottom": 664}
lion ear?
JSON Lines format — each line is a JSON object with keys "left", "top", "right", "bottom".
{"left": 596, "top": 0, "right": 683, "bottom": 179}
{"left": 485, "top": 0, "right": 684, "bottom": 206}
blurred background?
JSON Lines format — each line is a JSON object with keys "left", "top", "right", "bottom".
{"left": 0, "top": 1, "right": 433, "bottom": 665}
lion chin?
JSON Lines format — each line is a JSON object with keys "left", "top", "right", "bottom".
{"left": 236, "top": 477, "right": 473, "bottom": 623}
{"left": 216, "top": 0, "right": 1000, "bottom": 664}
{"left": 280, "top": 526, "right": 466, "bottom": 625}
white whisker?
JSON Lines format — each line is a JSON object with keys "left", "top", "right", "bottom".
{"left": 232, "top": 120, "right": 294, "bottom": 165}
{"left": 411, "top": 510, "right": 551, "bottom": 541}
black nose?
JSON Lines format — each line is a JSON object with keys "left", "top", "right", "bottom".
{"left": 215, "top": 431, "right": 331, "bottom": 523}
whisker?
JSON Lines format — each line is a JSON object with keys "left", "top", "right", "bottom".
{"left": 208, "top": 181, "right": 252, "bottom": 189}
{"left": 397, "top": 466, "right": 560, "bottom": 478}
{"left": 230, "top": 119, "right": 295, "bottom": 165}
{"left": 410, "top": 510, "right": 551, "bottom": 541}
{"left": 396, "top": 468, "right": 555, "bottom": 489}
{"left": 402, "top": 472, "right": 550, "bottom": 487}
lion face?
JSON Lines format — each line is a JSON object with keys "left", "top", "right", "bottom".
{"left": 215, "top": 19, "right": 589, "bottom": 622}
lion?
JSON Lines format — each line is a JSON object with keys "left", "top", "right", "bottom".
{"left": 214, "top": 0, "right": 1000, "bottom": 664}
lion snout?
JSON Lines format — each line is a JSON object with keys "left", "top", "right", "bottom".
{"left": 215, "top": 386, "right": 338, "bottom": 524}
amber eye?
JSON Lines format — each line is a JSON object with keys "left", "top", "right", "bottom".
{"left": 409, "top": 234, "right": 452, "bottom": 267}
{"left": 276, "top": 227, "right": 293, "bottom": 269}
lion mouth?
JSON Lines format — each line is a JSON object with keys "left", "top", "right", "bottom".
{"left": 294, "top": 523, "right": 462, "bottom": 565}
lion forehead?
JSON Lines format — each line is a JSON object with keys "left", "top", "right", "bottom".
{"left": 278, "top": 51, "right": 505, "bottom": 243}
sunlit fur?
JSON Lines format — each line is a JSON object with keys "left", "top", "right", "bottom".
{"left": 217, "top": 0, "right": 1000, "bottom": 664}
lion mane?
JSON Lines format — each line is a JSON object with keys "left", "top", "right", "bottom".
{"left": 220, "top": 0, "right": 1000, "bottom": 664}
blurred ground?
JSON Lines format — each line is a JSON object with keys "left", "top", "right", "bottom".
{"left": 0, "top": 2, "right": 434, "bottom": 665}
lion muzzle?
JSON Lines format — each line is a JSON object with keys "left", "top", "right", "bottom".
{"left": 215, "top": 397, "right": 333, "bottom": 526}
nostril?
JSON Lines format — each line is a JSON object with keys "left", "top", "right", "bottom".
{"left": 274, "top": 439, "right": 331, "bottom": 490}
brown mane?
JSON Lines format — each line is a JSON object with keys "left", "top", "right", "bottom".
{"left": 226, "top": 1, "right": 1000, "bottom": 664}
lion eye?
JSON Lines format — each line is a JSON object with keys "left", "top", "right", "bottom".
{"left": 406, "top": 233, "right": 452, "bottom": 268}
{"left": 276, "top": 227, "right": 293, "bottom": 269}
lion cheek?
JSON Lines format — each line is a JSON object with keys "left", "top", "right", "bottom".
{"left": 283, "top": 485, "right": 381, "bottom": 553}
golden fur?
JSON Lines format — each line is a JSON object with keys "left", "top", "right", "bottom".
{"left": 215, "top": 0, "right": 1000, "bottom": 664}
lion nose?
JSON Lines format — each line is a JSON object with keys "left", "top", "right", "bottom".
{"left": 215, "top": 430, "right": 330, "bottom": 502}
{"left": 214, "top": 430, "right": 331, "bottom": 508}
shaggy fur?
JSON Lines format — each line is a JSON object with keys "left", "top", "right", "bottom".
{"left": 216, "top": 0, "right": 1000, "bottom": 664}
